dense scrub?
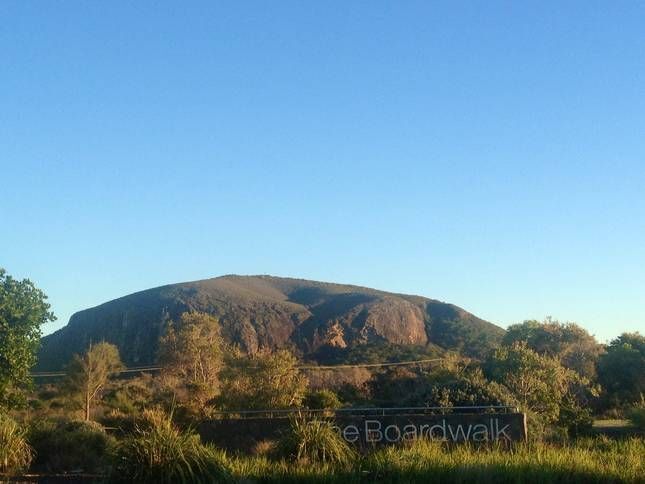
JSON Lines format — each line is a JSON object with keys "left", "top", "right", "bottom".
{"left": 28, "top": 418, "right": 115, "bottom": 473}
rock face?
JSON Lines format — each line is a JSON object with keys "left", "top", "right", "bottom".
{"left": 37, "top": 275, "right": 504, "bottom": 370}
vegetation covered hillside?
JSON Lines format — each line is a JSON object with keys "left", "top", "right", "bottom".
{"left": 37, "top": 275, "right": 504, "bottom": 370}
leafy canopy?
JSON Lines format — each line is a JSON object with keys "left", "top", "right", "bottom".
{"left": 598, "top": 332, "right": 645, "bottom": 406}
{"left": 485, "top": 341, "right": 596, "bottom": 424}
{"left": 368, "top": 357, "right": 515, "bottom": 409}
{"left": 218, "top": 349, "right": 308, "bottom": 410}
{"left": 0, "top": 268, "right": 55, "bottom": 409}
{"left": 158, "top": 312, "right": 224, "bottom": 385}
{"left": 504, "top": 318, "right": 603, "bottom": 379}
{"left": 157, "top": 312, "right": 225, "bottom": 415}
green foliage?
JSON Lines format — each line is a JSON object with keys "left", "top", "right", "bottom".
{"left": 28, "top": 418, "right": 115, "bottom": 473}
{"left": 504, "top": 318, "right": 603, "bottom": 379}
{"left": 369, "top": 358, "right": 515, "bottom": 409}
{"left": 485, "top": 342, "right": 592, "bottom": 425}
{"left": 368, "top": 367, "right": 425, "bottom": 405}
{"left": 0, "top": 268, "right": 55, "bottom": 409}
{"left": 304, "top": 390, "right": 343, "bottom": 410}
{"left": 277, "top": 416, "right": 356, "bottom": 465}
{"left": 218, "top": 349, "right": 308, "bottom": 410}
{"left": 627, "top": 404, "right": 645, "bottom": 431}
{"left": 64, "top": 341, "right": 124, "bottom": 421}
{"left": 312, "top": 343, "right": 443, "bottom": 366}
{"left": 598, "top": 332, "right": 645, "bottom": 406}
{"left": 422, "top": 367, "right": 516, "bottom": 409}
{"left": 425, "top": 304, "right": 502, "bottom": 359}
{"left": 558, "top": 404, "right": 594, "bottom": 437}
{"left": 104, "top": 373, "right": 157, "bottom": 416}
{"left": 113, "top": 408, "right": 229, "bottom": 484}
{"left": 158, "top": 312, "right": 224, "bottom": 414}
{"left": 0, "top": 413, "right": 32, "bottom": 475}
{"left": 101, "top": 373, "right": 166, "bottom": 431}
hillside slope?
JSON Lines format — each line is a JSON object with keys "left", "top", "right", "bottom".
{"left": 37, "top": 275, "right": 504, "bottom": 370}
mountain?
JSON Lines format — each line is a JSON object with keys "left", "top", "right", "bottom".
{"left": 37, "top": 275, "right": 504, "bottom": 370}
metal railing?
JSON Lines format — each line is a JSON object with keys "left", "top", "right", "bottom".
{"left": 210, "top": 405, "right": 519, "bottom": 419}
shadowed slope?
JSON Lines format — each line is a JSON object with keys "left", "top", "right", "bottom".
{"left": 37, "top": 275, "right": 503, "bottom": 370}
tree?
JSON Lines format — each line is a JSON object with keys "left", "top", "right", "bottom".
{"left": 598, "top": 333, "right": 645, "bottom": 407}
{"left": 218, "top": 349, "right": 308, "bottom": 410}
{"left": 65, "top": 342, "right": 123, "bottom": 421}
{"left": 503, "top": 318, "right": 603, "bottom": 380}
{"left": 485, "top": 342, "right": 589, "bottom": 424}
{"left": 368, "top": 359, "right": 515, "bottom": 409}
{"left": 157, "top": 312, "right": 224, "bottom": 413}
{"left": 0, "top": 268, "right": 55, "bottom": 409}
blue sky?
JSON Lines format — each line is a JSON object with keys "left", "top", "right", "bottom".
{"left": 1, "top": 1, "right": 643, "bottom": 342}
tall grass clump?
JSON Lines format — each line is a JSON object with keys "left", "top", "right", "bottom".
{"left": 220, "top": 436, "right": 645, "bottom": 483}
{"left": 28, "top": 418, "right": 115, "bottom": 474}
{"left": 277, "top": 415, "right": 356, "bottom": 465}
{"left": 113, "top": 408, "right": 229, "bottom": 483}
{"left": 0, "top": 414, "right": 32, "bottom": 476}
{"left": 363, "top": 437, "right": 645, "bottom": 483}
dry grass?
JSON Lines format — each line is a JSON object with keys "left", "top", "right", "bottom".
{"left": 0, "top": 414, "right": 32, "bottom": 476}
{"left": 224, "top": 436, "right": 645, "bottom": 483}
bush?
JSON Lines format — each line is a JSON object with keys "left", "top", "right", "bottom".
{"left": 113, "top": 408, "right": 229, "bottom": 483}
{"left": 627, "top": 405, "right": 645, "bottom": 430}
{"left": 28, "top": 418, "right": 114, "bottom": 473}
{"left": 277, "top": 416, "right": 355, "bottom": 465}
{"left": 559, "top": 404, "right": 594, "bottom": 437}
{"left": 304, "top": 389, "right": 342, "bottom": 410}
{"left": 0, "top": 414, "right": 32, "bottom": 475}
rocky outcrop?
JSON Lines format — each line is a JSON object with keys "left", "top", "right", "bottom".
{"left": 37, "top": 275, "right": 504, "bottom": 370}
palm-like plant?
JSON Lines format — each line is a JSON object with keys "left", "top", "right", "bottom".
{"left": 113, "top": 408, "right": 228, "bottom": 483}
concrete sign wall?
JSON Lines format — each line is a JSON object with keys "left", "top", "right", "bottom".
{"left": 199, "top": 412, "right": 527, "bottom": 451}
{"left": 332, "top": 414, "right": 526, "bottom": 444}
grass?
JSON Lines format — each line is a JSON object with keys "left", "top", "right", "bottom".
{"left": 4, "top": 412, "right": 644, "bottom": 482}
{"left": 276, "top": 416, "right": 356, "bottom": 465}
{"left": 112, "top": 408, "right": 229, "bottom": 483}
{"left": 0, "top": 414, "right": 32, "bottom": 476}
{"left": 593, "top": 419, "right": 632, "bottom": 428}
{"left": 221, "top": 437, "right": 645, "bottom": 483}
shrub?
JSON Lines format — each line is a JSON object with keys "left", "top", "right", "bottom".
{"left": 28, "top": 418, "right": 114, "bottom": 473}
{"left": 100, "top": 408, "right": 137, "bottom": 434}
{"left": 0, "top": 414, "right": 32, "bottom": 475}
{"left": 628, "top": 405, "right": 645, "bottom": 430}
{"left": 559, "top": 404, "right": 594, "bottom": 437}
{"left": 113, "top": 408, "right": 229, "bottom": 483}
{"left": 277, "top": 416, "right": 355, "bottom": 465}
{"left": 304, "top": 389, "right": 342, "bottom": 410}
{"left": 217, "top": 349, "right": 308, "bottom": 410}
